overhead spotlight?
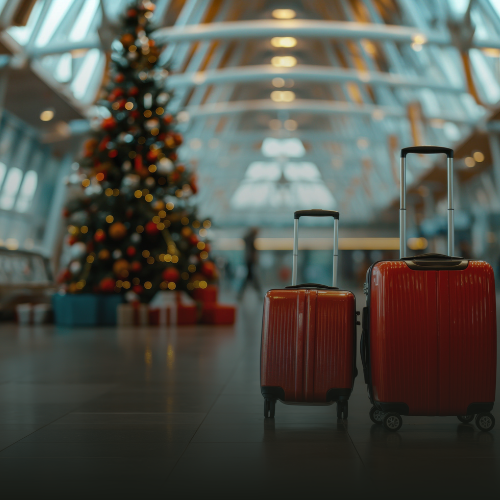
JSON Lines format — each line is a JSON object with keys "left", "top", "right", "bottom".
{"left": 269, "top": 119, "right": 282, "bottom": 130}
{"left": 272, "top": 77, "right": 285, "bottom": 88}
{"left": 271, "top": 56, "right": 297, "bottom": 68}
{"left": 284, "top": 119, "right": 297, "bottom": 131}
{"left": 272, "top": 9, "right": 296, "bottom": 19}
{"left": 271, "top": 37, "right": 297, "bottom": 48}
{"left": 40, "top": 109, "right": 55, "bottom": 122}
{"left": 412, "top": 34, "right": 427, "bottom": 45}
{"left": 465, "top": 156, "right": 476, "bottom": 168}
{"left": 473, "top": 151, "right": 485, "bottom": 162}
{"left": 271, "top": 90, "right": 295, "bottom": 102}
{"left": 482, "top": 48, "right": 500, "bottom": 57}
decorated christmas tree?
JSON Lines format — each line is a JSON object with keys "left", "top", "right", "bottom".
{"left": 59, "top": 0, "right": 216, "bottom": 303}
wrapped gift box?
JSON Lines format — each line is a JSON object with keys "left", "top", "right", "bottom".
{"left": 192, "top": 285, "right": 218, "bottom": 304}
{"left": 117, "top": 303, "right": 148, "bottom": 326}
{"left": 148, "top": 304, "right": 197, "bottom": 326}
{"left": 201, "top": 303, "right": 236, "bottom": 325}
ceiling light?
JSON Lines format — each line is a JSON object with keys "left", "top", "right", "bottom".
{"left": 272, "top": 77, "right": 285, "bottom": 88}
{"left": 189, "top": 138, "right": 202, "bottom": 150}
{"left": 473, "top": 151, "right": 485, "bottom": 162}
{"left": 482, "top": 48, "right": 500, "bottom": 57}
{"left": 271, "top": 90, "right": 295, "bottom": 102}
{"left": 269, "top": 119, "right": 281, "bottom": 130}
{"left": 372, "top": 109, "right": 385, "bottom": 121}
{"left": 412, "top": 34, "right": 427, "bottom": 45}
{"left": 271, "top": 56, "right": 297, "bottom": 68}
{"left": 284, "top": 119, "right": 297, "bottom": 131}
{"left": 357, "top": 137, "right": 369, "bottom": 150}
{"left": 272, "top": 9, "right": 296, "bottom": 19}
{"left": 411, "top": 43, "right": 423, "bottom": 52}
{"left": 40, "top": 109, "right": 55, "bottom": 122}
{"left": 465, "top": 156, "right": 476, "bottom": 168}
{"left": 271, "top": 37, "right": 297, "bottom": 48}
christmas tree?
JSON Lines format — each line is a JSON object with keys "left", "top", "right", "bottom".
{"left": 59, "top": 0, "right": 217, "bottom": 303}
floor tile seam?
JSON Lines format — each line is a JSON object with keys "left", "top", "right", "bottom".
{"left": 164, "top": 345, "right": 247, "bottom": 481}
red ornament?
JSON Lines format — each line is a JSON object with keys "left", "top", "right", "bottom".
{"left": 201, "top": 261, "right": 216, "bottom": 280}
{"left": 68, "top": 235, "right": 78, "bottom": 246}
{"left": 94, "top": 229, "right": 106, "bottom": 243}
{"left": 129, "top": 86, "right": 139, "bottom": 96}
{"left": 171, "top": 171, "right": 180, "bottom": 182}
{"left": 115, "top": 73, "right": 125, "bottom": 83}
{"left": 131, "top": 110, "right": 140, "bottom": 119}
{"left": 162, "top": 267, "right": 180, "bottom": 283}
{"left": 163, "top": 114, "right": 173, "bottom": 124}
{"left": 169, "top": 152, "right": 178, "bottom": 161}
{"left": 130, "top": 261, "right": 142, "bottom": 273}
{"left": 100, "top": 277, "right": 116, "bottom": 293}
{"left": 189, "top": 234, "right": 199, "bottom": 246}
{"left": 145, "top": 221, "right": 159, "bottom": 236}
{"left": 190, "top": 175, "right": 198, "bottom": 194}
{"left": 126, "top": 246, "right": 136, "bottom": 257}
{"left": 134, "top": 154, "right": 144, "bottom": 172}
{"left": 146, "top": 150, "right": 158, "bottom": 163}
{"left": 173, "top": 133, "right": 183, "bottom": 145}
{"left": 62, "top": 208, "right": 70, "bottom": 218}
{"left": 57, "top": 269, "right": 72, "bottom": 283}
{"left": 133, "top": 285, "right": 143, "bottom": 294}
{"left": 98, "top": 136, "right": 111, "bottom": 151}
{"left": 127, "top": 8, "right": 137, "bottom": 17}
{"left": 102, "top": 117, "right": 117, "bottom": 131}
{"left": 108, "top": 149, "right": 118, "bottom": 158}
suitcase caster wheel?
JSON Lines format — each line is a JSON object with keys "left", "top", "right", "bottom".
{"left": 369, "top": 406, "right": 385, "bottom": 425}
{"left": 383, "top": 412, "right": 402, "bottom": 432}
{"left": 337, "top": 401, "right": 348, "bottom": 420}
{"left": 457, "top": 415, "right": 474, "bottom": 424}
{"left": 475, "top": 413, "right": 495, "bottom": 432}
{"left": 264, "top": 399, "right": 275, "bottom": 419}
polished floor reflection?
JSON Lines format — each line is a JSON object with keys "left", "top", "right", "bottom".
{"left": 0, "top": 296, "right": 498, "bottom": 499}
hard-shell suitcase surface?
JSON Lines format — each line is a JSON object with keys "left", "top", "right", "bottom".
{"left": 260, "top": 210, "right": 357, "bottom": 419}
{"left": 361, "top": 146, "right": 497, "bottom": 432}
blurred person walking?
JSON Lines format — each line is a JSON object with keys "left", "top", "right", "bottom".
{"left": 238, "top": 228, "right": 261, "bottom": 300}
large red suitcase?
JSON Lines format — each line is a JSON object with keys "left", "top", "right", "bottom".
{"left": 261, "top": 209, "right": 358, "bottom": 419}
{"left": 361, "top": 146, "right": 497, "bottom": 432}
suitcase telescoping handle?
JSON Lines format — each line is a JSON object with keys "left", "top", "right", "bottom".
{"left": 292, "top": 209, "right": 339, "bottom": 287}
{"left": 400, "top": 146, "right": 454, "bottom": 258}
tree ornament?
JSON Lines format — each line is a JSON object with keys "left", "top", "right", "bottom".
{"left": 94, "top": 229, "right": 106, "bottom": 242}
{"left": 98, "top": 249, "right": 110, "bottom": 260}
{"left": 162, "top": 267, "right": 180, "bottom": 283}
{"left": 115, "top": 73, "right": 125, "bottom": 83}
{"left": 129, "top": 86, "right": 139, "bottom": 96}
{"left": 201, "top": 261, "right": 217, "bottom": 279}
{"left": 122, "top": 160, "right": 132, "bottom": 172}
{"left": 100, "top": 277, "right": 116, "bottom": 293}
{"left": 70, "top": 242, "right": 87, "bottom": 258}
{"left": 68, "top": 235, "right": 78, "bottom": 246}
{"left": 146, "top": 150, "right": 158, "bottom": 163}
{"left": 125, "top": 290, "right": 139, "bottom": 303}
{"left": 126, "top": 246, "right": 136, "bottom": 257}
{"left": 153, "top": 200, "right": 164, "bottom": 211}
{"left": 121, "top": 33, "right": 135, "bottom": 47}
{"left": 102, "top": 117, "right": 117, "bottom": 131}
{"left": 69, "top": 261, "right": 82, "bottom": 274}
{"left": 131, "top": 233, "right": 141, "bottom": 244}
{"left": 113, "top": 249, "right": 123, "bottom": 259}
{"left": 181, "top": 227, "right": 192, "bottom": 238}
{"left": 130, "top": 261, "right": 142, "bottom": 273}
{"left": 189, "top": 234, "right": 199, "bottom": 246}
{"left": 157, "top": 157, "right": 173, "bottom": 174}
{"left": 133, "top": 284, "right": 143, "bottom": 294}
{"left": 113, "top": 259, "right": 130, "bottom": 278}
{"left": 57, "top": 269, "right": 72, "bottom": 283}
{"left": 145, "top": 221, "right": 160, "bottom": 236}
{"left": 173, "top": 133, "right": 183, "bottom": 145}
{"left": 127, "top": 8, "right": 138, "bottom": 18}
{"left": 109, "top": 222, "right": 127, "bottom": 240}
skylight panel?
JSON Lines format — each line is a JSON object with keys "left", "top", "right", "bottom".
{"left": 35, "top": 0, "right": 76, "bottom": 47}
{"left": 244, "top": 162, "right": 281, "bottom": 181}
{"left": 15, "top": 171, "right": 38, "bottom": 213}
{"left": 261, "top": 138, "right": 305, "bottom": 158}
{"left": 0, "top": 167, "right": 23, "bottom": 210}
{"left": 69, "top": 0, "right": 100, "bottom": 42}
{"left": 71, "top": 48, "right": 101, "bottom": 100}
{"left": 284, "top": 162, "right": 321, "bottom": 181}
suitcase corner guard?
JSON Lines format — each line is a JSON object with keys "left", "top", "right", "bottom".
{"left": 261, "top": 386, "right": 285, "bottom": 400}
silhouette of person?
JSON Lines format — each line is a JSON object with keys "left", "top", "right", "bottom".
{"left": 238, "top": 228, "right": 261, "bottom": 299}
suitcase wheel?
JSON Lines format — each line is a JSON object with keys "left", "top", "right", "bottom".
{"left": 475, "top": 412, "right": 495, "bottom": 432}
{"left": 264, "top": 398, "right": 275, "bottom": 419}
{"left": 369, "top": 406, "right": 385, "bottom": 425}
{"left": 457, "top": 415, "right": 474, "bottom": 424}
{"left": 383, "top": 412, "right": 402, "bottom": 432}
{"left": 337, "top": 401, "right": 348, "bottom": 420}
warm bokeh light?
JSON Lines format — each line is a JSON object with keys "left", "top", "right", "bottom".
{"left": 284, "top": 119, "right": 297, "bottom": 131}
{"left": 271, "top": 36, "right": 297, "bottom": 48}
{"left": 272, "top": 9, "right": 296, "bottom": 19}
{"left": 271, "top": 90, "right": 295, "bottom": 102}
{"left": 269, "top": 119, "right": 281, "bottom": 130}
{"left": 412, "top": 34, "right": 427, "bottom": 45}
{"left": 271, "top": 55, "right": 297, "bottom": 68}
{"left": 408, "top": 237, "right": 428, "bottom": 251}
{"left": 40, "top": 109, "right": 54, "bottom": 121}
{"left": 465, "top": 156, "right": 476, "bottom": 167}
{"left": 473, "top": 151, "right": 485, "bottom": 162}
{"left": 272, "top": 77, "right": 285, "bottom": 88}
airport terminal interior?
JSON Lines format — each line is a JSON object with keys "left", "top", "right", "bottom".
{"left": 0, "top": 0, "right": 500, "bottom": 497}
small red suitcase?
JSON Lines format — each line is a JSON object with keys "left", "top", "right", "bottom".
{"left": 361, "top": 146, "right": 497, "bottom": 432}
{"left": 261, "top": 210, "right": 358, "bottom": 419}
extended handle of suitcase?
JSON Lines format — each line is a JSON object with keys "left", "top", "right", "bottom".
{"left": 292, "top": 209, "right": 339, "bottom": 287}
{"left": 400, "top": 146, "right": 454, "bottom": 258}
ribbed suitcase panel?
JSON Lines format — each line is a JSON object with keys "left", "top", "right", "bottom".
{"left": 313, "top": 291, "right": 355, "bottom": 400}
{"left": 261, "top": 289, "right": 355, "bottom": 403}
{"left": 439, "top": 262, "right": 497, "bottom": 414}
{"left": 370, "top": 261, "right": 439, "bottom": 415}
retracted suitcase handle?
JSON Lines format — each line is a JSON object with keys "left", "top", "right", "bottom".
{"left": 292, "top": 209, "right": 339, "bottom": 287}
{"left": 400, "top": 146, "right": 454, "bottom": 258}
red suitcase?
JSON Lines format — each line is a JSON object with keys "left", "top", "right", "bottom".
{"left": 361, "top": 146, "right": 497, "bottom": 432}
{"left": 261, "top": 210, "right": 358, "bottom": 419}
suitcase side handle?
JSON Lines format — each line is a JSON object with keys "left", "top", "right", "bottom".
{"left": 400, "top": 146, "right": 454, "bottom": 258}
{"left": 292, "top": 210, "right": 339, "bottom": 287}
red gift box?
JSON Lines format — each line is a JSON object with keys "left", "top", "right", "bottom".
{"left": 192, "top": 285, "right": 218, "bottom": 304}
{"left": 148, "top": 304, "right": 197, "bottom": 325}
{"left": 201, "top": 303, "right": 236, "bottom": 325}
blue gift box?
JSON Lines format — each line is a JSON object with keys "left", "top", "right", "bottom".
{"left": 52, "top": 293, "right": 123, "bottom": 326}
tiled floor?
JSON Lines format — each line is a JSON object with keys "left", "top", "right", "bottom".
{"left": 0, "top": 296, "right": 498, "bottom": 499}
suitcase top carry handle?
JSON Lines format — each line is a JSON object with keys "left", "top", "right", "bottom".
{"left": 401, "top": 146, "right": 453, "bottom": 158}
{"left": 292, "top": 209, "right": 339, "bottom": 287}
{"left": 294, "top": 209, "right": 339, "bottom": 220}
{"left": 400, "top": 146, "right": 454, "bottom": 259}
